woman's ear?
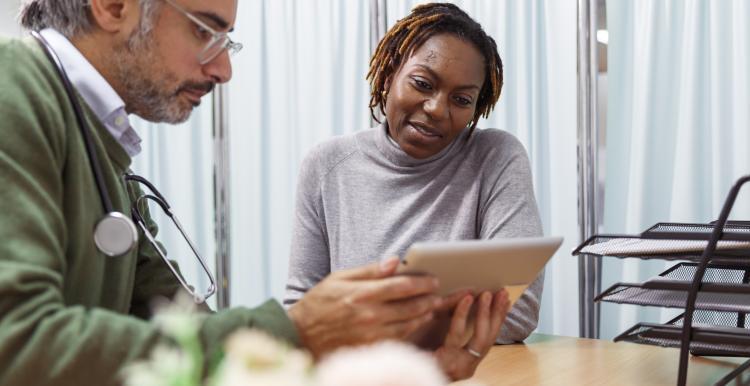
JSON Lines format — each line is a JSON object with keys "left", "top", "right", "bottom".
{"left": 383, "top": 75, "right": 392, "bottom": 95}
{"left": 88, "top": 0, "right": 141, "bottom": 34}
{"left": 381, "top": 75, "right": 393, "bottom": 106}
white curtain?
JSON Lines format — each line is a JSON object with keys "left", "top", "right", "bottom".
{"left": 602, "top": 0, "right": 750, "bottom": 338}
{"left": 133, "top": 0, "right": 580, "bottom": 337}
{"left": 225, "top": 0, "right": 372, "bottom": 307}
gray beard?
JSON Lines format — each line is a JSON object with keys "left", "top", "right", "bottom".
{"left": 110, "top": 30, "right": 193, "bottom": 124}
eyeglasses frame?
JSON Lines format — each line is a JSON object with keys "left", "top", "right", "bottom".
{"left": 162, "top": 0, "right": 243, "bottom": 65}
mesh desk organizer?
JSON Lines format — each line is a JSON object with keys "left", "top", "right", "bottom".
{"left": 573, "top": 175, "right": 750, "bottom": 386}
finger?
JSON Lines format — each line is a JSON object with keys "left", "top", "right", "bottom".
{"left": 467, "top": 291, "right": 493, "bottom": 353}
{"left": 379, "top": 312, "right": 435, "bottom": 341}
{"left": 334, "top": 256, "right": 400, "bottom": 280}
{"left": 370, "top": 294, "right": 443, "bottom": 324}
{"left": 444, "top": 295, "right": 474, "bottom": 348}
{"left": 355, "top": 275, "right": 440, "bottom": 303}
{"left": 489, "top": 289, "right": 510, "bottom": 336}
{"left": 436, "top": 289, "right": 473, "bottom": 313}
{"left": 378, "top": 256, "right": 401, "bottom": 275}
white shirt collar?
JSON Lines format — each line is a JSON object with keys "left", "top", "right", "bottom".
{"left": 39, "top": 28, "right": 142, "bottom": 157}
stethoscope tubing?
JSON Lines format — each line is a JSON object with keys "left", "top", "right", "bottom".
{"left": 31, "top": 30, "right": 115, "bottom": 215}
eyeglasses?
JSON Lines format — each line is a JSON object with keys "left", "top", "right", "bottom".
{"left": 125, "top": 173, "right": 216, "bottom": 304}
{"left": 163, "top": 0, "right": 243, "bottom": 65}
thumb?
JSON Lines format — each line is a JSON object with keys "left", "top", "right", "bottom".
{"left": 336, "top": 256, "right": 400, "bottom": 280}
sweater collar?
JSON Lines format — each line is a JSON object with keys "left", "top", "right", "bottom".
{"left": 373, "top": 121, "right": 469, "bottom": 168}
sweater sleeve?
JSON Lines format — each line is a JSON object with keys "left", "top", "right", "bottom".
{"left": 0, "top": 43, "right": 298, "bottom": 386}
{"left": 477, "top": 133, "right": 545, "bottom": 344}
{"left": 283, "top": 145, "right": 331, "bottom": 306}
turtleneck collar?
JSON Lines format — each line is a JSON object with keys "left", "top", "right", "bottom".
{"left": 372, "top": 122, "right": 470, "bottom": 168}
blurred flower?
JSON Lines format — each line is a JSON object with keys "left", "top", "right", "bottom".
{"left": 224, "top": 329, "right": 311, "bottom": 371}
{"left": 316, "top": 341, "right": 448, "bottom": 386}
{"left": 152, "top": 292, "right": 202, "bottom": 343}
{"left": 123, "top": 346, "right": 195, "bottom": 386}
{"left": 212, "top": 329, "right": 313, "bottom": 386}
{"left": 123, "top": 294, "right": 205, "bottom": 386}
{"left": 125, "top": 297, "right": 459, "bottom": 386}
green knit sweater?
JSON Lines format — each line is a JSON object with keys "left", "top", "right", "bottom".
{"left": 0, "top": 36, "right": 299, "bottom": 386}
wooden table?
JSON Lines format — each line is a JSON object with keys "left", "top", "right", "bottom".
{"left": 455, "top": 334, "right": 748, "bottom": 386}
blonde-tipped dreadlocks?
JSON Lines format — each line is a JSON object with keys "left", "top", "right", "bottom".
{"left": 367, "top": 3, "right": 503, "bottom": 132}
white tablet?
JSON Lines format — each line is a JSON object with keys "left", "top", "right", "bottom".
{"left": 396, "top": 236, "right": 563, "bottom": 305}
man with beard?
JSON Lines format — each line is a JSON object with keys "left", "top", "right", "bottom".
{"left": 0, "top": 1, "right": 447, "bottom": 385}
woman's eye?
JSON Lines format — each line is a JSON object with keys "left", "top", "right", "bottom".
{"left": 413, "top": 79, "right": 432, "bottom": 90}
{"left": 455, "top": 96, "right": 472, "bottom": 106}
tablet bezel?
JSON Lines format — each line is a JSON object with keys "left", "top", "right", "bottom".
{"left": 396, "top": 236, "right": 563, "bottom": 302}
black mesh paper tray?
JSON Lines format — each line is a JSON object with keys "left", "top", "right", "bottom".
{"left": 660, "top": 262, "right": 750, "bottom": 283}
{"left": 669, "top": 310, "right": 750, "bottom": 330}
{"left": 572, "top": 235, "right": 750, "bottom": 263}
{"left": 594, "top": 263, "right": 750, "bottom": 312}
{"left": 597, "top": 263, "right": 750, "bottom": 312}
{"left": 614, "top": 321, "right": 750, "bottom": 357}
{"left": 641, "top": 222, "right": 750, "bottom": 241}
{"left": 596, "top": 282, "right": 750, "bottom": 313}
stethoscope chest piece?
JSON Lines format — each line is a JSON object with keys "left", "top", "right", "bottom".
{"left": 94, "top": 212, "right": 139, "bottom": 257}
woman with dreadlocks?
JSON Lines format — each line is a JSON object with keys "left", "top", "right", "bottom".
{"left": 285, "top": 3, "right": 543, "bottom": 380}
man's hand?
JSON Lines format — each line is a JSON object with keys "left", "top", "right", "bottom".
{"left": 287, "top": 257, "right": 442, "bottom": 358}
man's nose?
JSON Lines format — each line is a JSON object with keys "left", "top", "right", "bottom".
{"left": 203, "top": 50, "right": 233, "bottom": 84}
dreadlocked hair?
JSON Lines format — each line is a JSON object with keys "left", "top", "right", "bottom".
{"left": 366, "top": 2, "right": 503, "bottom": 132}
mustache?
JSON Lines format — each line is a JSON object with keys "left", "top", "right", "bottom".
{"left": 176, "top": 81, "right": 215, "bottom": 95}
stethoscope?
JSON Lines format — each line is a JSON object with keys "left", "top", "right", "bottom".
{"left": 31, "top": 31, "right": 216, "bottom": 303}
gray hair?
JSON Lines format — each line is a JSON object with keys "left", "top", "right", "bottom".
{"left": 18, "top": 0, "right": 162, "bottom": 38}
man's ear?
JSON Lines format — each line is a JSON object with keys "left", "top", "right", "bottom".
{"left": 88, "top": 0, "right": 141, "bottom": 34}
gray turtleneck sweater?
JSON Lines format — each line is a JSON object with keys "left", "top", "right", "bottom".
{"left": 284, "top": 124, "right": 544, "bottom": 343}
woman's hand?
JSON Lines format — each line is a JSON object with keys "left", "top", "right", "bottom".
{"left": 434, "top": 289, "right": 510, "bottom": 381}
